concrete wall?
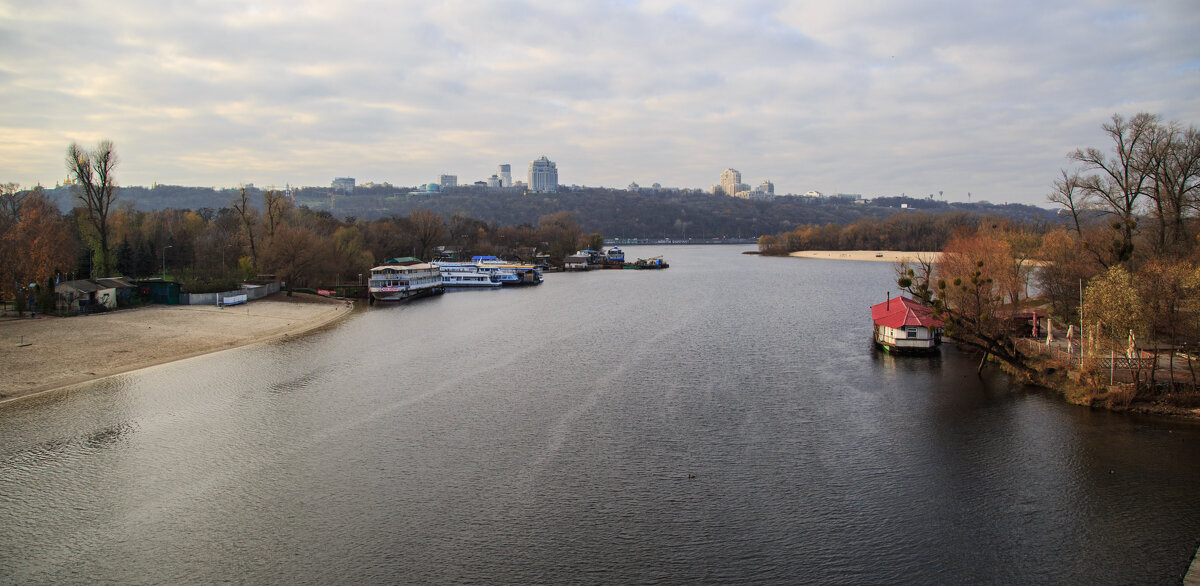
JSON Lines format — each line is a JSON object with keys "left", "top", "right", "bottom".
{"left": 181, "top": 282, "right": 281, "bottom": 306}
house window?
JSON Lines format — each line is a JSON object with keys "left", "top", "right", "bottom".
{"left": 906, "top": 327, "right": 919, "bottom": 338}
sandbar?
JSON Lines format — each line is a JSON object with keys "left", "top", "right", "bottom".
{"left": 0, "top": 292, "right": 355, "bottom": 404}
{"left": 788, "top": 250, "right": 943, "bottom": 263}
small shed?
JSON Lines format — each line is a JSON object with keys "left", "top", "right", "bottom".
{"left": 564, "top": 253, "right": 590, "bottom": 271}
{"left": 96, "top": 277, "right": 135, "bottom": 308}
{"left": 55, "top": 279, "right": 102, "bottom": 313}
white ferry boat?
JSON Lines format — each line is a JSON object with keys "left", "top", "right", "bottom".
{"left": 367, "top": 257, "right": 444, "bottom": 303}
{"left": 432, "top": 261, "right": 502, "bottom": 288}
{"left": 471, "top": 256, "right": 543, "bottom": 285}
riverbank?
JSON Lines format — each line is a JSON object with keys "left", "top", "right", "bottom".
{"left": 789, "top": 250, "right": 943, "bottom": 263}
{"left": 0, "top": 292, "right": 355, "bottom": 404}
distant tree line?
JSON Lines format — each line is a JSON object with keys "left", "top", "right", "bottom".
{"left": 40, "top": 182, "right": 1058, "bottom": 242}
{"left": 754, "top": 211, "right": 1046, "bottom": 255}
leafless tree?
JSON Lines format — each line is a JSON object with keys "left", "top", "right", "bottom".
{"left": 262, "top": 189, "right": 291, "bottom": 239}
{"left": 66, "top": 140, "right": 119, "bottom": 276}
{"left": 231, "top": 187, "right": 259, "bottom": 267}
{"left": 1143, "top": 121, "right": 1200, "bottom": 253}
{"left": 409, "top": 209, "right": 447, "bottom": 261}
{"left": 1068, "top": 113, "right": 1159, "bottom": 263}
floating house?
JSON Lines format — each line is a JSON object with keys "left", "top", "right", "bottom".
{"left": 870, "top": 295, "right": 944, "bottom": 353}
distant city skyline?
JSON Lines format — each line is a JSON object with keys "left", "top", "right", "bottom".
{"left": 2, "top": 2, "right": 1197, "bottom": 205}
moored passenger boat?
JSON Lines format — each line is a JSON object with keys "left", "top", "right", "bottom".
{"left": 368, "top": 257, "right": 444, "bottom": 303}
{"left": 870, "top": 295, "right": 944, "bottom": 353}
{"left": 432, "top": 261, "right": 502, "bottom": 287}
{"left": 471, "top": 256, "right": 543, "bottom": 285}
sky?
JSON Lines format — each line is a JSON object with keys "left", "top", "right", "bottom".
{"left": 1, "top": 1, "right": 1198, "bottom": 205}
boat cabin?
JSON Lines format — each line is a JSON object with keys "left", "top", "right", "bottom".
{"left": 564, "top": 253, "right": 590, "bottom": 271}
{"left": 870, "top": 296, "right": 944, "bottom": 353}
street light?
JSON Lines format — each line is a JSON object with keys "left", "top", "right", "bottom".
{"left": 162, "top": 245, "right": 173, "bottom": 281}
{"left": 220, "top": 244, "right": 231, "bottom": 273}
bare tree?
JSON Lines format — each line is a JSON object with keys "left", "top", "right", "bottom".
{"left": 1144, "top": 121, "right": 1200, "bottom": 253}
{"left": 0, "top": 182, "right": 24, "bottom": 221}
{"left": 409, "top": 209, "right": 447, "bottom": 261}
{"left": 231, "top": 187, "right": 259, "bottom": 267}
{"left": 1068, "top": 113, "right": 1159, "bottom": 263}
{"left": 262, "top": 189, "right": 291, "bottom": 239}
{"left": 66, "top": 140, "right": 119, "bottom": 276}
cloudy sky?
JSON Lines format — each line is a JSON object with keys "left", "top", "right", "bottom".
{"left": 2, "top": 1, "right": 1197, "bottom": 205}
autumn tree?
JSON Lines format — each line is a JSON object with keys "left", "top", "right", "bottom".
{"left": 1035, "top": 229, "right": 1102, "bottom": 322}
{"left": 580, "top": 232, "right": 605, "bottom": 252}
{"left": 261, "top": 223, "right": 334, "bottom": 291}
{"left": 331, "top": 225, "right": 375, "bottom": 281}
{"left": 0, "top": 188, "right": 75, "bottom": 309}
{"left": 408, "top": 209, "right": 447, "bottom": 261}
{"left": 899, "top": 232, "right": 1028, "bottom": 372}
{"left": 757, "top": 234, "right": 786, "bottom": 255}
{"left": 66, "top": 140, "right": 120, "bottom": 275}
{"left": 1083, "top": 265, "right": 1146, "bottom": 362}
{"left": 537, "top": 211, "right": 582, "bottom": 263}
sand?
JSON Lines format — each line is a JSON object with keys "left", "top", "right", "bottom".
{"left": 0, "top": 292, "right": 356, "bottom": 404}
{"left": 788, "top": 250, "right": 943, "bottom": 263}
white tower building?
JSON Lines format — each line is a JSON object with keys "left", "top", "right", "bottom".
{"left": 528, "top": 156, "right": 558, "bottom": 193}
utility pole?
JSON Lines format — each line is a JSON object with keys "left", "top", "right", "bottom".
{"left": 162, "top": 245, "right": 173, "bottom": 281}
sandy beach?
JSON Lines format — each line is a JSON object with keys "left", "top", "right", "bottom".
{"left": 0, "top": 293, "right": 355, "bottom": 404}
{"left": 788, "top": 250, "right": 943, "bottom": 263}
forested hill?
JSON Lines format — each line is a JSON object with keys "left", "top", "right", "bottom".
{"left": 44, "top": 184, "right": 1059, "bottom": 239}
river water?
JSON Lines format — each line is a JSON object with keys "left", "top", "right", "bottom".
{"left": 1, "top": 245, "right": 1198, "bottom": 584}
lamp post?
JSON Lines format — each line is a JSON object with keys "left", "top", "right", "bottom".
{"left": 220, "top": 244, "right": 231, "bottom": 273}
{"left": 162, "top": 245, "right": 172, "bottom": 281}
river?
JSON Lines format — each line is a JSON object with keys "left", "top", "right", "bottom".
{"left": 1, "top": 245, "right": 1198, "bottom": 584}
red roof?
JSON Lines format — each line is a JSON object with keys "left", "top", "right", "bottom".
{"left": 871, "top": 296, "right": 944, "bottom": 329}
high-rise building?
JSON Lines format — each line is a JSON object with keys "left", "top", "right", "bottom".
{"left": 499, "top": 164, "right": 512, "bottom": 188}
{"left": 439, "top": 174, "right": 457, "bottom": 189}
{"left": 719, "top": 168, "right": 741, "bottom": 197}
{"left": 332, "top": 177, "right": 355, "bottom": 193}
{"left": 528, "top": 156, "right": 558, "bottom": 193}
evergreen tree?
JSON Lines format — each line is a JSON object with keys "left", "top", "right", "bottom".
{"left": 116, "top": 238, "right": 134, "bottom": 277}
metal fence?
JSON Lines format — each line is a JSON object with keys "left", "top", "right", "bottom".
{"left": 1017, "top": 338, "right": 1160, "bottom": 370}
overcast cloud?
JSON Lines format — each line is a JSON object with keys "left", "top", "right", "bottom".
{"left": 1, "top": 0, "right": 1197, "bottom": 204}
